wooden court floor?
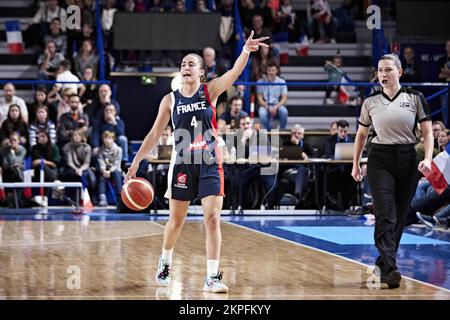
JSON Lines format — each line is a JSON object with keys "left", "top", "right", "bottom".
{"left": 0, "top": 219, "right": 449, "bottom": 300}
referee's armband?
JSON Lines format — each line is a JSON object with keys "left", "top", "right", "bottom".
{"left": 358, "top": 121, "right": 371, "bottom": 127}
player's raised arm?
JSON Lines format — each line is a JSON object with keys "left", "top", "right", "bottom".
{"left": 207, "top": 31, "right": 269, "bottom": 101}
{"left": 125, "top": 94, "right": 172, "bottom": 181}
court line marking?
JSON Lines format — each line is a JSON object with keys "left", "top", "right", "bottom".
{"left": 225, "top": 221, "right": 450, "bottom": 294}
{"left": 0, "top": 221, "right": 165, "bottom": 247}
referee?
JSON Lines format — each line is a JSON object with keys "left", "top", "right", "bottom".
{"left": 352, "top": 54, "right": 433, "bottom": 289}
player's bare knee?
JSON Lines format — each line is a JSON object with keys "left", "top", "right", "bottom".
{"left": 203, "top": 213, "right": 221, "bottom": 229}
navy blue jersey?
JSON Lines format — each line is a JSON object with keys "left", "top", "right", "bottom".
{"left": 170, "top": 84, "right": 219, "bottom": 162}
{"left": 165, "top": 84, "right": 225, "bottom": 200}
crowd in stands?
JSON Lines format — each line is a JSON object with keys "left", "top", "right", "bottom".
{"left": 0, "top": 82, "right": 128, "bottom": 208}
{"left": 24, "top": 0, "right": 365, "bottom": 71}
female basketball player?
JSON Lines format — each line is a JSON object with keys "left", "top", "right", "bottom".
{"left": 125, "top": 31, "right": 269, "bottom": 293}
{"left": 352, "top": 54, "right": 433, "bottom": 289}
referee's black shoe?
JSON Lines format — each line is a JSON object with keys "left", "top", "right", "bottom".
{"left": 381, "top": 270, "right": 402, "bottom": 289}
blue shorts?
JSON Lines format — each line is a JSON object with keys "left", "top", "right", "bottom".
{"left": 165, "top": 162, "right": 224, "bottom": 201}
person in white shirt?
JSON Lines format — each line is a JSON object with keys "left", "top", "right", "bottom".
{"left": 31, "top": 0, "right": 67, "bottom": 32}
{"left": 0, "top": 83, "right": 29, "bottom": 125}
{"left": 51, "top": 60, "right": 85, "bottom": 96}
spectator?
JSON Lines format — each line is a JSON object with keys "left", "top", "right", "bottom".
{"left": 89, "top": 84, "right": 121, "bottom": 123}
{"left": 172, "top": 0, "right": 186, "bottom": 12}
{"left": 96, "top": 131, "right": 123, "bottom": 206}
{"left": 323, "top": 119, "right": 355, "bottom": 210}
{"left": 92, "top": 104, "right": 128, "bottom": 162}
{"left": 437, "top": 40, "right": 450, "bottom": 83}
{"left": 79, "top": 67, "right": 98, "bottom": 109}
{"left": 37, "top": 40, "right": 66, "bottom": 81}
{"left": 28, "top": 87, "right": 52, "bottom": 123}
{"left": 251, "top": 14, "right": 273, "bottom": 44}
{"left": 148, "top": 0, "right": 167, "bottom": 12}
{"left": 101, "top": 0, "right": 118, "bottom": 52}
{"left": 437, "top": 40, "right": 450, "bottom": 121}
{"left": 283, "top": 124, "right": 311, "bottom": 203}
{"left": 407, "top": 184, "right": 450, "bottom": 227}
{"left": 0, "top": 104, "right": 29, "bottom": 147}
{"left": 0, "top": 83, "right": 29, "bottom": 125}
{"left": 235, "top": 116, "right": 278, "bottom": 209}
{"left": 30, "top": 0, "right": 67, "bottom": 31}
{"left": 29, "top": 105, "right": 57, "bottom": 147}
{"left": 43, "top": 17, "right": 67, "bottom": 55}
{"left": 251, "top": 44, "right": 278, "bottom": 81}
{"left": 61, "top": 129, "right": 96, "bottom": 196}
{"left": 417, "top": 205, "right": 449, "bottom": 230}
{"left": 73, "top": 23, "right": 96, "bottom": 56}
{"left": 437, "top": 130, "right": 449, "bottom": 152}
{"left": 53, "top": 87, "right": 80, "bottom": 122}
{"left": 73, "top": 39, "right": 99, "bottom": 80}
{"left": 432, "top": 120, "right": 446, "bottom": 149}
{"left": 203, "top": 47, "right": 229, "bottom": 114}
{"left": 256, "top": 61, "right": 289, "bottom": 130}
{"left": 239, "top": 0, "right": 260, "bottom": 32}
{"left": 1, "top": 132, "right": 26, "bottom": 183}
{"left": 333, "top": 0, "right": 355, "bottom": 32}
{"left": 203, "top": 47, "right": 228, "bottom": 81}
{"left": 278, "top": 0, "right": 296, "bottom": 32}
{"left": 142, "top": 125, "right": 173, "bottom": 206}
{"left": 329, "top": 120, "right": 337, "bottom": 135}
{"left": 308, "top": 0, "right": 337, "bottom": 44}
{"left": 324, "top": 55, "right": 345, "bottom": 105}
{"left": 24, "top": 0, "right": 67, "bottom": 50}
{"left": 30, "top": 130, "right": 61, "bottom": 184}
{"left": 400, "top": 46, "right": 422, "bottom": 83}
{"left": 218, "top": 96, "right": 248, "bottom": 131}
{"left": 195, "top": 0, "right": 211, "bottom": 12}
{"left": 57, "top": 94, "right": 89, "bottom": 148}
{"left": 323, "top": 119, "right": 353, "bottom": 158}
{"left": 147, "top": 125, "right": 173, "bottom": 160}
{"left": 52, "top": 59, "right": 84, "bottom": 95}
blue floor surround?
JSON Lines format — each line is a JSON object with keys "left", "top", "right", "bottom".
{"left": 227, "top": 215, "right": 450, "bottom": 291}
{"left": 1, "top": 208, "right": 450, "bottom": 291}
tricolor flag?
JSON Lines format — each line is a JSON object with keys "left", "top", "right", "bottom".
{"left": 249, "top": 94, "right": 255, "bottom": 123}
{"left": 6, "top": 20, "right": 24, "bottom": 54}
{"left": 81, "top": 176, "right": 94, "bottom": 211}
{"left": 425, "top": 144, "right": 450, "bottom": 195}
{"left": 23, "top": 156, "right": 33, "bottom": 198}
{"left": 296, "top": 34, "right": 309, "bottom": 56}
{"left": 0, "top": 174, "right": 6, "bottom": 202}
{"left": 338, "top": 76, "right": 352, "bottom": 104}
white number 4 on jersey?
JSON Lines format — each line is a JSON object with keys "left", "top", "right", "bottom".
{"left": 191, "top": 116, "right": 198, "bottom": 127}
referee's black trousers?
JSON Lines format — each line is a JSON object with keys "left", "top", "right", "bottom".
{"left": 367, "top": 144, "right": 419, "bottom": 276}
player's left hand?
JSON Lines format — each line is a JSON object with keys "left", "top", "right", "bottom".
{"left": 244, "top": 30, "right": 270, "bottom": 52}
{"left": 418, "top": 158, "right": 432, "bottom": 176}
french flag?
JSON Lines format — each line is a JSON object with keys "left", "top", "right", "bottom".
{"left": 425, "top": 144, "right": 450, "bottom": 194}
{"left": 81, "top": 176, "right": 94, "bottom": 212}
{"left": 338, "top": 76, "right": 353, "bottom": 104}
{"left": 296, "top": 34, "right": 309, "bottom": 57}
{"left": 6, "top": 20, "right": 24, "bottom": 54}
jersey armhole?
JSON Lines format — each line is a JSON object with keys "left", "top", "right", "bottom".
{"left": 203, "top": 84, "right": 216, "bottom": 112}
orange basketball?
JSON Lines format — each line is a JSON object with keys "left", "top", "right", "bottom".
{"left": 121, "top": 177, "right": 154, "bottom": 211}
